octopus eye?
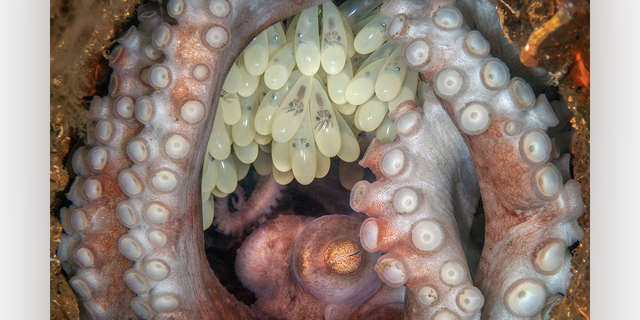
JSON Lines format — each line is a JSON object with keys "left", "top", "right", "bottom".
{"left": 316, "top": 116, "right": 321, "bottom": 121}
{"left": 337, "top": 36, "right": 341, "bottom": 41}
{"left": 289, "top": 102, "right": 293, "bottom": 107}
{"left": 305, "top": 143, "right": 309, "bottom": 148}
{"left": 328, "top": 115, "right": 332, "bottom": 119}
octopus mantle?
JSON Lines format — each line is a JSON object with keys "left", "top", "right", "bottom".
{"left": 55, "top": 0, "right": 585, "bottom": 319}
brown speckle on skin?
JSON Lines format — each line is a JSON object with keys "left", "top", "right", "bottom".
{"left": 324, "top": 239, "right": 362, "bottom": 274}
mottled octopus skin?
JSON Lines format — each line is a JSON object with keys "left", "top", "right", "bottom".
{"left": 58, "top": 0, "right": 329, "bottom": 318}
{"left": 349, "top": 0, "right": 584, "bottom": 319}
{"left": 351, "top": 96, "right": 482, "bottom": 319}
{"left": 236, "top": 214, "right": 406, "bottom": 319}
{"left": 57, "top": 7, "right": 158, "bottom": 319}
{"left": 56, "top": 0, "right": 585, "bottom": 319}
{"left": 213, "top": 174, "right": 285, "bottom": 237}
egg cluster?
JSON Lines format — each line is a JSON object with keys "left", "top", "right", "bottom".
{"left": 200, "top": 1, "right": 428, "bottom": 228}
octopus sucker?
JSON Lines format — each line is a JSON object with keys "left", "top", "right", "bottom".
{"left": 53, "top": 0, "right": 587, "bottom": 319}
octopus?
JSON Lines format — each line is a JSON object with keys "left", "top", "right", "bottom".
{"left": 323, "top": 17, "right": 344, "bottom": 48}
{"left": 50, "top": 0, "right": 590, "bottom": 319}
{"left": 314, "top": 94, "right": 334, "bottom": 131}
{"left": 284, "top": 85, "right": 307, "bottom": 116}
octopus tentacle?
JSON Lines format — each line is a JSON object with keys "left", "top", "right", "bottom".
{"left": 55, "top": 0, "right": 586, "bottom": 319}
{"left": 59, "top": 0, "right": 328, "bottom": 319}
{"left": 350, "top": 95, "right": 482, "bottom": 319}
{"left": 380, "top": 0, "right": 585, "bottom": 318}
{"left": 236, "top": 214, "right": 406, "bottom": 319}
{"left": 213, "top": 174, "right": 285, "bottom": 237}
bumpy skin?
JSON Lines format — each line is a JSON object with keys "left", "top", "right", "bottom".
{"left": 236, "top": 214, "right": 406, "bottom": 319}
{"left": 213, "top": 174, "right": 285, "bottom": 237}
{"left": 350, "top": 96, "right": 482, "bottom": 319}
{"left": 57, "top": 0, "right": 584, "bottom": 319}
{"left": 370, "top": 0, "right": 585, "bottom": 318}
{"left": 57, "top": 6, "right": 158, "bottom": 319}
{"left": 57, "top": 0, "right": 328, "bottom": 318}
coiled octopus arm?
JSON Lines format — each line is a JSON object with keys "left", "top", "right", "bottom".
{"left": 350, "top": 0, "right": 585, "bottom": 318}
{"left": 57, "top": 0, "right": 327, "bottom": 319}
{"left": 57, "top": 6, "right": 159, "bottom": 318}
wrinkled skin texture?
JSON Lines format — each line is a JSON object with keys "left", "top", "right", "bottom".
{"left": 56, "top": 0, "right": 584, "bottom": 319}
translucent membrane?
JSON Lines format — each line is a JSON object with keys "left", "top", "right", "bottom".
{"left": 321, "top": 2, "right": 348, "bottom": 75}
{"left": 271, "top": 75, "right": 313, "bottom": 143}
{"left": 338, "top": 7, "right": 356, "bottom": 58}
{"left": 294, "top": 6, "right": 321, "bottom": 76}
{"left": 345, "top": 58, "right": 386, "bottom": 105}
{"left": 358, "top": 41, "right": 399, "bottom": 71}
{"left": 202, "top": 196, "right": 214, "bottom": 230}
{"left": 207, "top": 108, "right": 232, "bottom": 160}
{"left": 271, "top": 140, "right": 291, "bottom": 172}
{"left": 315, "top": 149, "right": 330, "bottom": 178}
{"left": 351, "top": 15, "right": 376, "bottom": 35}
{"left": 216, "top": 156, "right": 237, "bottom": 193}
{"left": 375, "top": 45, "right": 407, "bottom": 101}
{"left": 459, "top": 102, "right": 490, "bottom": 135}
{"left": 201, "top": 155, "right": 219, "bottom": 193}
{"left": 264, "top": 43, "right": 296, "bottom": 90}
{"left": 327, "top": 58, "right": 353, "bottom": 105}
{"left": 266, "top": 23, "right": 287, "bottom": 56}
{"left": 376, "top": 111, "right": 396, "bottom": 144}
{"left": 222, "top": 62, "right": 242, "bottom": 93}
{"left": 234, "top": 155, "right": 250, "bottom": 180}
{"left": 335, "top": 111, "right": 359, "bottom": 162}
{"left": 243, "top": 30, "right": 269, "bottom": 76}
{"left": 273, "top": 166, "right": 294, "bottom": 185}
{"left": 404, "top": 40, "right": 430, "bottom": 67}
{"left": 237, "top": 53, "right": 260, "bottom": 97}
{"left": 353, "top": 14, "right": 391, "bottom": 54}
{"left": 219, "top": 91, "right": 241, "bottom": 125}
{"left": 253, "top": 148, "right": 273, "bottom": 176}
{"left": 204, "top": 4, "right": 423, "bottom": 189}
{"left": 256, "top": 79, "right": 269, "bottom": 104}
{"left": 310, "top": 78, "right": 342, "bottom": 157}
{"left": 285, "top": 13, "right": 300, "bottom": 44}
{"left": 334, "top": 102, "right": 356, "bottom": 115}
{"left": 338, "top": 0, "right": 384, "bottom": 26}
{"left": 355, "top": 95, "right": 386, "bottom": 132}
